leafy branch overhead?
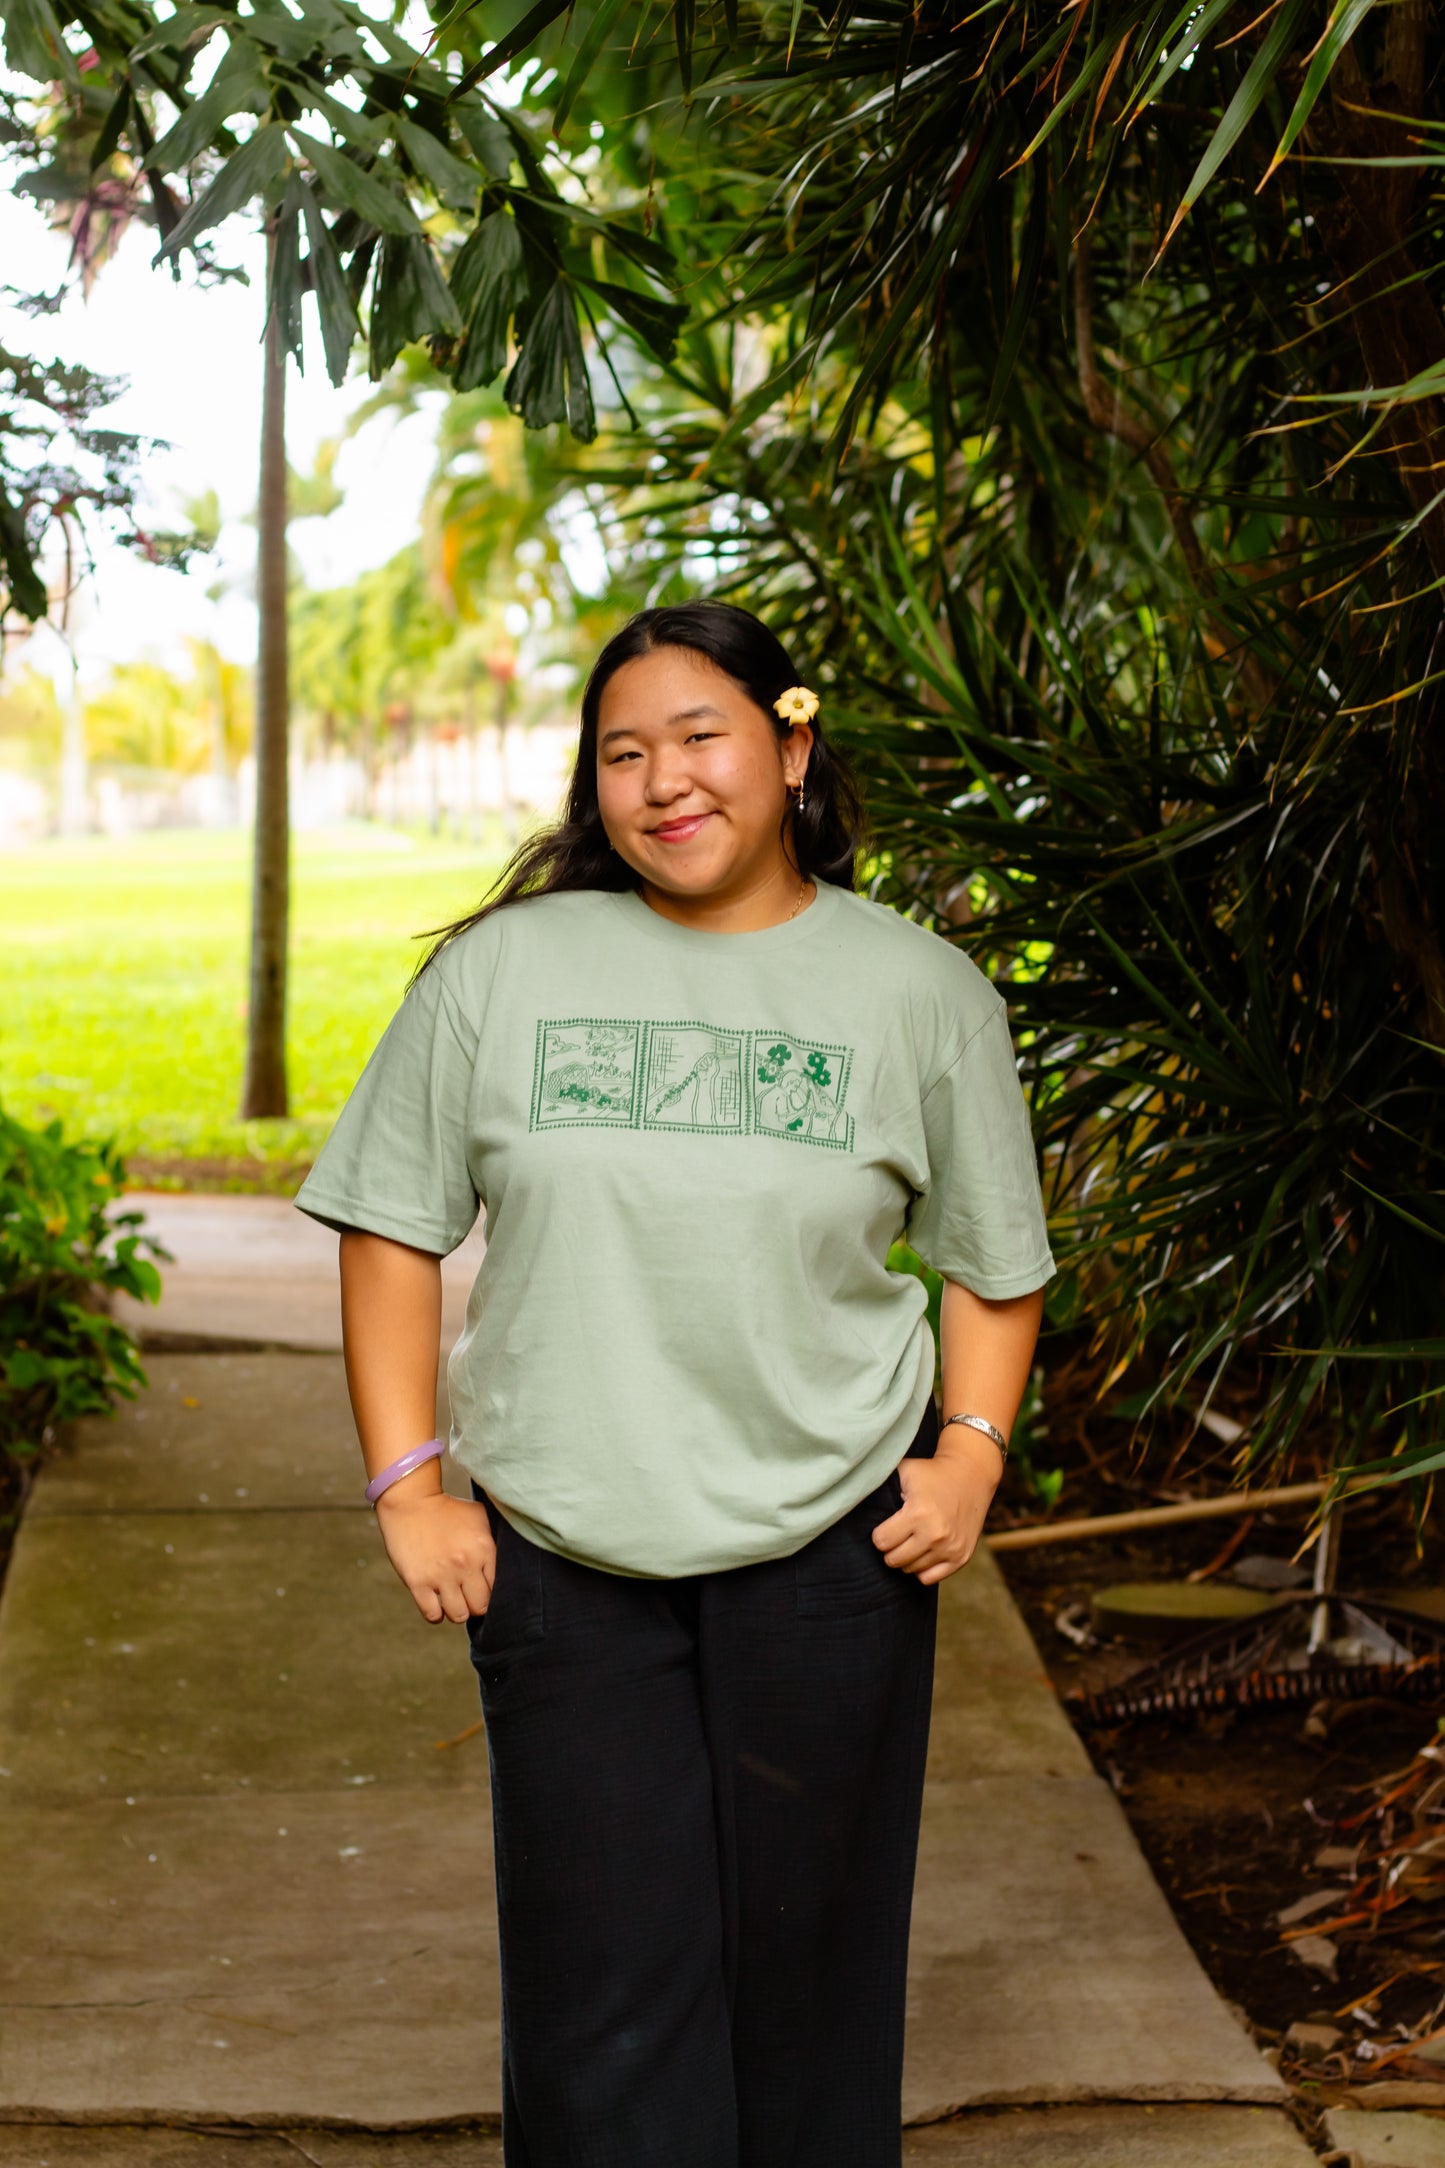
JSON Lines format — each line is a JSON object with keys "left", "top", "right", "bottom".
{"left": 0, "top": 0, "right": 687, "bottom": 614}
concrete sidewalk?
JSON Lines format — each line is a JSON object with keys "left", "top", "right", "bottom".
{"left": 0, "top": 1197, "right": 1315, "bottom": 2164}
{"left": 112, "top": 1191, "right": 486, "bottom": 1353}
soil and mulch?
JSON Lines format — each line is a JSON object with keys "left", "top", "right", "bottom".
{"left": 994, "top": 1359, "right": 1445, "bottom": 2129}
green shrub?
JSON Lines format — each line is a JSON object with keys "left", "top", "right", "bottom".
{"left": 1, "top": 1104, "right": 163, "bottom": 1475}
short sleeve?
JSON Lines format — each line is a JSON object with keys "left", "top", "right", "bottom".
{"left": 294, "top": 963, "right": 481, "bottom": 1257}
{"left": 904, "top": 1000, "right": 1055, "bottom": 1296}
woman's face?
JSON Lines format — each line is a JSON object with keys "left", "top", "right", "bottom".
{"left": 594, "top": 647, "right": 812, "bottom": 902}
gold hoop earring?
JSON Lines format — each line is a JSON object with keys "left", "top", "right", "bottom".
{"left": 791, "top": 781, "right": 806, "bottom": 814}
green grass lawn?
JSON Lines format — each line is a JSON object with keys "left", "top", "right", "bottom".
{"left": 1, "top": 824, "right": 509, "bottom": 1187}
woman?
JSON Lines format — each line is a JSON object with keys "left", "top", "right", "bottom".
{"left": 296, "top": 602, "right": 1054, "bottom": 2168}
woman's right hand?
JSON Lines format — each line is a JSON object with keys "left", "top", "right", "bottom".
{"left": 374, "top": 1486, "right": 498, "bottom": 1623}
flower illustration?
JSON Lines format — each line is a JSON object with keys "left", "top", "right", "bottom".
{"left": 773, "top": 685, "right": 819, "bottom": 725}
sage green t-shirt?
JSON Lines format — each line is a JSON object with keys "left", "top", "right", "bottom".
{"left": 295, "top": 879, "right": 1054, "bottom": 1577}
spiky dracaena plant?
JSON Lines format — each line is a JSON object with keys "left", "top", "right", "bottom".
{"left": 446, "top": 0, "right": 1445, "bottom": 1484}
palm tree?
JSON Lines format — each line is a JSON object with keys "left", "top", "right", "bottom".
{"left": 240, "top": 232, "right": 290, "bottom": 1119}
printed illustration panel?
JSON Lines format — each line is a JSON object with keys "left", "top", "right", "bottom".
{"left": 528, "top": 1019, "right": 855, "bottom": 1150}
{"left": 642, "top": 1023, "right": 746, "bottom": 1133}
{"left": 531, "top": 1018, "right": 642, "bottom": 1127}
{"left": 751, "top": 1033, "right": 854, "bottom": 1149}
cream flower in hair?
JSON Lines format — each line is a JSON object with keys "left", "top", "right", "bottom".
{"left": 773, "top": 685, "right": 820, "bottom": 725}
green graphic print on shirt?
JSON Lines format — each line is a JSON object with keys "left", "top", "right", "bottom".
{"left": 530, "top": 1017, "right": 854, "bottom": 1149}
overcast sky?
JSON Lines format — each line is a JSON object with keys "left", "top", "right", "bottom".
{"left": 2, "top": 183, "right": 443, "bottom": 689}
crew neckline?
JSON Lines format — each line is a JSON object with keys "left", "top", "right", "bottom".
{"left": 606, "top": 877, "right": 843, "bottom": 953}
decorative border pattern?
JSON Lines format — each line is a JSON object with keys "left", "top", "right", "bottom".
{"left": 529, "top": 1017, "right": 855, "bottom": 1151}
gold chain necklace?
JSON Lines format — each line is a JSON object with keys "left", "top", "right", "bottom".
{"left": 786, "top": 878, "right": 813, "bottom": 923}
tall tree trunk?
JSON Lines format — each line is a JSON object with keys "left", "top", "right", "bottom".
{"left": 240, "top": 240, "right": 290, "bottom": 1119}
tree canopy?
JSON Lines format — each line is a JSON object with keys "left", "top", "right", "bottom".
{"left": 0, "top": 0, "right": 686, "bottom": 616}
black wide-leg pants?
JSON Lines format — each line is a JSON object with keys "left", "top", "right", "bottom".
{"left": 465, "top": 1400, "right": 939, "bottom": 2168}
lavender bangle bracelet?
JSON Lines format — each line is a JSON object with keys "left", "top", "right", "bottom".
{"left": 365, "top": 1438, "right": 445, "bottom": 1505}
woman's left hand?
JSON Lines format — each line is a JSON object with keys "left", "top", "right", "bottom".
{"left": 870, "top": 1433, "right": 1003, "bottom": 1585}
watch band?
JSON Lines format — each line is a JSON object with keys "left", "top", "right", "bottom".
{"left": 941, "top": 1411, "right": 1010, "bottom": 1460}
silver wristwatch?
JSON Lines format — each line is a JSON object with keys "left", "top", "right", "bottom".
{"left": 941, "top": 1411, "right": 1009, "bottom": 1460}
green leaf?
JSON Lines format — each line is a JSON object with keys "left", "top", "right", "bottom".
{"left": 369, "top": 233, "right": 462, "bottom": 375}
{"left": 394, "top": 115, "right": 482, "bottom": 211}
{"left": 1300, "top": 1340, "right": 1445, "bottom": 1361}
{"left": 675, "top": 0, "right": 696, "bottom": 94}
{"left": 582, "top": 276, "right": 688, "bottom": 360}
{"left": 450, "top": 208, "right": 529, "bottom": 389}
{"left": 89, "top": 84, "right": 132, "bottom": 174}
{"left": 2, "top": 0, "right": 74, "bottom": 84}
{"left": 160, "top": 124, "right": 289, "bottom": 258}
{"left": 1125, "top": 0, "right": 1239, "bottom": 121}
{"left": 553, "top": 0, "right": 633, "bottom": 135}
{"left": 1156, "top": 0, "right": 1315, "bottom": 256}
{"left": 503, "top": 278, "right": 596, "bottom": 439}
{"left": 1264, "top": 0, "right": 1377, "bottom": 182}
{"left": 1337, "top": 1443, "right": 1445, "bottom": 1488}
{"left": 300, "top": 181, "right": 361, "bottom": 388}
{"left": 127, "top": 6, "right": 232, "bottom": 60}
{"left": 304, "top": 88, "right": 388, "bottom": 159}
{"left": 455, "top": 0, "right": 574, "bottom": 94}
{"left": 1346, "top": 1175, "right": 1445, "bottom": 1245}
{"left": 425, "top": 0, "right": 490, "bottom": 51}
{"left": 151, "top": 80, "right": 251, "bottom": 178}
{"left": 507, "top": 186, "right": 678, "bottom": 278}
{"left": 290, "top": 129, "right": 421, "bottom": 236}
{"left": 0, "top": 479, "right": 47, "bottom": 620}
{"left": 452, "top": 100, "right": 516, "bottom": 178}
{"left": 1011, "top": 13, "right": 1162, "bottom": 168}
{"left": 269, "top": 178, "right": 306, "bottom": 369}
{"left": 5, "top": 1347, "right": 50, "bottom": 1391}
{"left": 984, "top": 161, "right": 1048, "bottom": 436}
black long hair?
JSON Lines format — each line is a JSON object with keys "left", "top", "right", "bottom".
{"left": 414, "top": 602, "right": 868, "bottom": 975}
